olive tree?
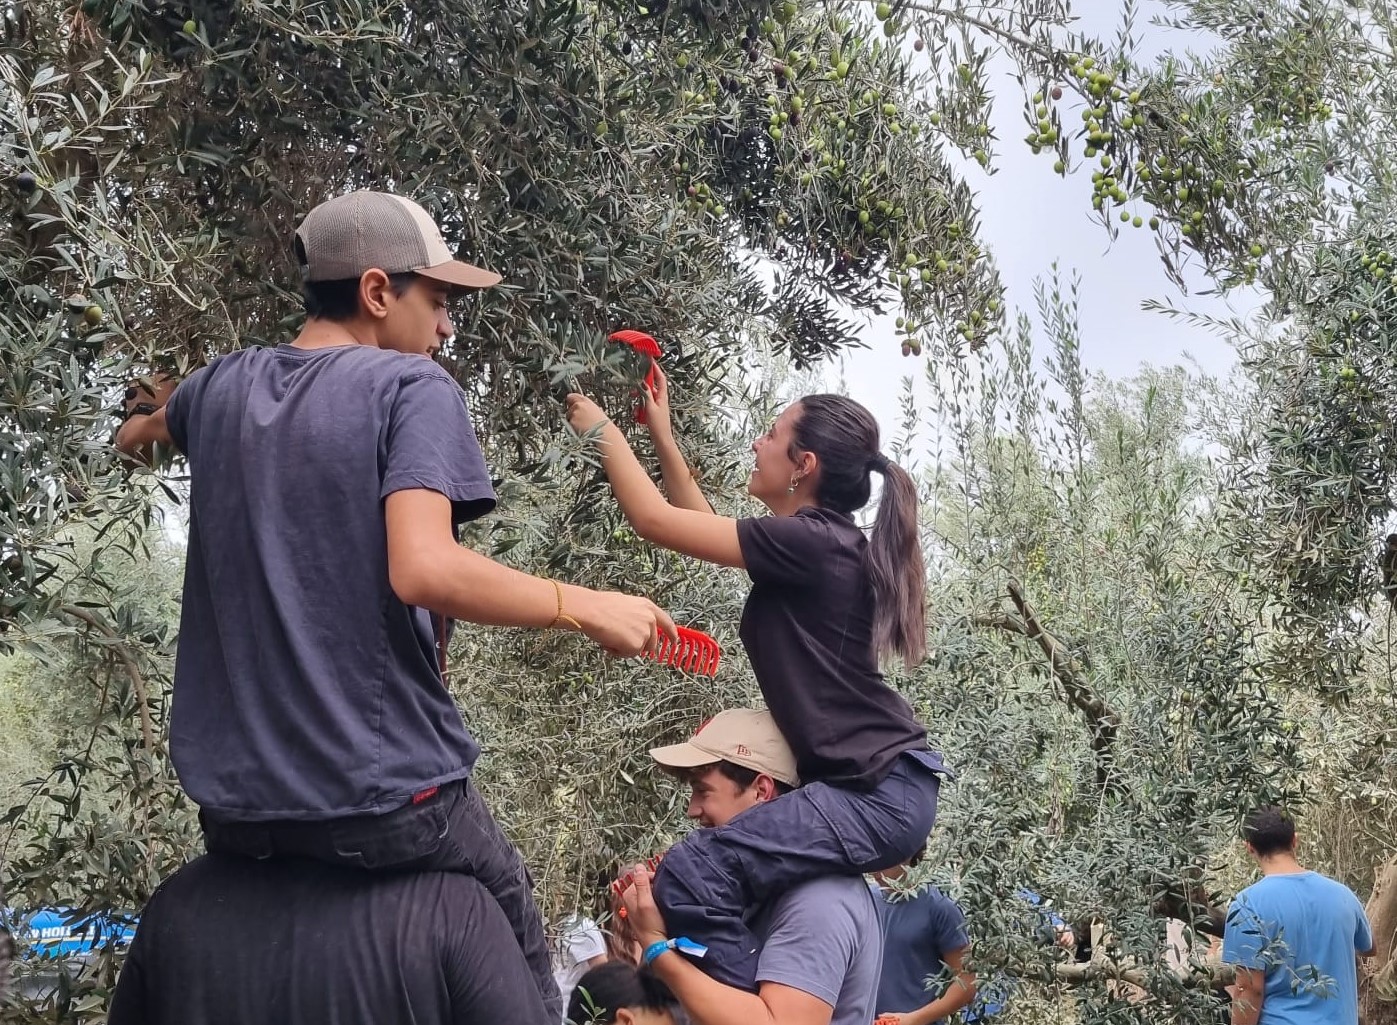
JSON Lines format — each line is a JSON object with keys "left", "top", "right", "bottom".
{"left": 867, "top": 275, "right": 1289, "bottom": 1023}
{"left": 918, "top": 289, "right": 1395, "bottom": 1022}
{"left": 7, "top": 0, "right": 1397, "bottom": 1020}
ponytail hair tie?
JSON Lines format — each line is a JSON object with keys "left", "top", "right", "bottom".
{"left": 868, "top": 452, "right": 890, "bottom": 473}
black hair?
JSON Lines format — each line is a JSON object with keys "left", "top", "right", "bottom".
{"left": 790, "top": 394, "right": 927, "bottom": 665}
{"left": 301, "top": 272, "right": 419, "bottom": 322}
{"left": 1242, "top": 806, "right": 1297, "bottom": 857}
{"left": 567, "top": 963, "right": 677, "bottom": 1024}
{"left": 712, "top": 759, "right": 795, "bottom": 796}
{"left": 294, "top": 237, "right": 419, "bottom": 322}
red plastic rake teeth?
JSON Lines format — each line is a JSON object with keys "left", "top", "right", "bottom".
{"left": 608, "top": 329, "right": 662, "bottom": 424}
{"left": 646, "top": 626, "right": 721, "bottom": 676}
{"left": 611, "top": 856, "right": 665, "bottom": 895}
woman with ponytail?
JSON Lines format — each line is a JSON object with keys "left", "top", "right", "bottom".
{"left": 566, "top": 372, "right": 948, "bottom": 995}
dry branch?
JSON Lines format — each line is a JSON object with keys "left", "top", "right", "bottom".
{"left": 973, "top": 579, "right": 1121, "bottom": 789}
{"left": 1362, "top": 855, "right": 1397, "bottom": 1023}
{"left": 1055, "top": 954, "right": 1235, "bottom": 989}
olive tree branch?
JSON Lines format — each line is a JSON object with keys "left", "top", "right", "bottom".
{"left": 59, "top": 604, "right": 156, "bottom": 756}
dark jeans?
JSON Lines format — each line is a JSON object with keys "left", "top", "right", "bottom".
{"left": 201, "top": 779, "right": 561, "bottom": 1022}
{"left": 652, "top": 748, "right": 944, "bottom": 992}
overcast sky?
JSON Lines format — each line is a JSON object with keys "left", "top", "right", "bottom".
{"left": 827, "top": 2, "right": 1263, "bottom": 442}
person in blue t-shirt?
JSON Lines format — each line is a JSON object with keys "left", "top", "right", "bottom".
{"left": 871, "top": 850, "right": 1075, "bottom": 1025}
{"left": 1222, "top": 806, "right": 1374, "bottom": 1025}
{"left": 115, "top": 190, "right": 679, "bottom": 1024}
{"left": 870, "top": 846, "right": 980, "bottom": 1025}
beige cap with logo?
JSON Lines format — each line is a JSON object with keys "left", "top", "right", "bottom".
{"left": 295, "top": 191, "right": 502, "bottom": 289}
{"left": 649, "top": 708, "right": 800, "bottom": 788}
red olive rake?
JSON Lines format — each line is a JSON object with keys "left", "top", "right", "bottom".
{"left": 647, "top": 626, "right": 721, "bottom": 677}
{"left": 608, "top": 329, "right": 662, "bottom": 424}
{"left": 612, "top": 854, "right": 665, "bottom": 899}
{"left": 612, "top": 853, "right": 667, "bottom": 918}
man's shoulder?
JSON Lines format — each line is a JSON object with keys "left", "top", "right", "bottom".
{"left": 1230, "top": 877, "right": 1279, "bottom": 917}
{"left": 1240, "top": 870, "right": 1349, "bottom": 898}
{"left": 913, "top": 882, "right": 959, "bottom": 908}
{"left": 1232, "top": 877, "right": 1265, "bottom": 901}
{"left": 781, "top": 874, "right": 880, "bottom": 908}
{"left": 875, "top": 880, "right": 958, "bottom": 913}
{"left": 371, "top": 349, "right": 458, "bottom": 384}
{"left": 217, "top": 344, "right": 456, "bottom": 384}
{"left": 155, "top": 853, "right": 490, "bottom": 911}
{"left": 765, "top": 875, "right": 880, "bottom": 933}
{"left": 313, "top": 345, "right": 459, "bottom": 386}
{"left": 1306, "top": 870, "right": 1362, "bottom": 898}
{"left": 1304, "top": 872, "right": 1368, "bottom": 922}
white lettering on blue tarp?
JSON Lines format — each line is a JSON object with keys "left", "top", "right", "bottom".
{"left": 5, "top": 907, "right": 138, "bottom": 957}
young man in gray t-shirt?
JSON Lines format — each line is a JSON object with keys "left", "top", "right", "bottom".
{"left": 115, "top": 191, "right": 678, "bottom": 1023}
{"left": 749, "top": 875, "right": 883, "bottom": 1025}
{"left": 615, "top": 709, "right": 882, "bottom": 1025}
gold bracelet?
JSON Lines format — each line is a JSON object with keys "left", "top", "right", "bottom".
{"left": 549, "top": 579, "right": 583, "bottom": 631}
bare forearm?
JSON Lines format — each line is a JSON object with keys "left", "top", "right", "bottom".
{"left": 572, "top": 402, "right": 743, "bottom": 566}
{"left": 592, "top": 420, "right": 676, "bottom": 535}
{"left": 114, "top": 408, "right": 172, "bottom": 462}
{"left": 387, "top": 488, "right": 674, "bottom": 656}
{"left": 651, "top": 430, "right": 713, "bottom": 513}
{"left": 1231, "top": 992, "right": 1262, "bottom": 1025}
{"left": 905, "top": 976, "right": 976, "bottom": 1025}
{"left": 648, "top": 953, "right": 776, "bottom": 1025}
{"left": 393, "top": 542, "right": 584, "bottom": 631}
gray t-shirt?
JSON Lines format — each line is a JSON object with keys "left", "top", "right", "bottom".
{"left": 751, "top": 875, "right": 883, "bottom": 1025}
{"left": 164, "top": 344, "right": 496, "bottom": 821}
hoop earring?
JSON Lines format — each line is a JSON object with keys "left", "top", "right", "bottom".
{"left": 787, "top": 477, "right": 800, "bottom": 494}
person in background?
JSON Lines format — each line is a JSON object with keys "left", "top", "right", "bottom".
{"left": 567, "top": 962, "right": 683, "bottom": 1025}
{"left": 108, "top": 854, "right": 549, "bottom": 1024}
{"left": 1222, "top": 806, "right": 1373, "bottom": 1025}
{"left": 615, "top": 708, "right": 884, "bottom": 1025}
{"left": 871, "top": 847, "right": 979, "bottom": 1025}
{"left": 0, "top": 926, "right": 14, "bottom": 1007}
{"left": 554, "top": 913, "right": 609, "bottom": 1020}
{"left": 873, "top": 866, "right": 1077, "bottom": 1025}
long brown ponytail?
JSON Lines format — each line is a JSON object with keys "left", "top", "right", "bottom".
{"left": 791, "top": 395, "right": 928, "bottom": 665}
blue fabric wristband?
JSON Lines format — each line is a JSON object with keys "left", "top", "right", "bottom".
{"left": 642, "top": 937, "right": 708, "bottom": 967}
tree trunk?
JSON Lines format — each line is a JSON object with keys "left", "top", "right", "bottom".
{"left": 1361, "top": 856, "right": 1397, "bottom": 1025}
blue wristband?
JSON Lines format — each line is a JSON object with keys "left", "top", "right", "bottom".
{"left": 642, "top": 937, "right": 708, "bottom": 967}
